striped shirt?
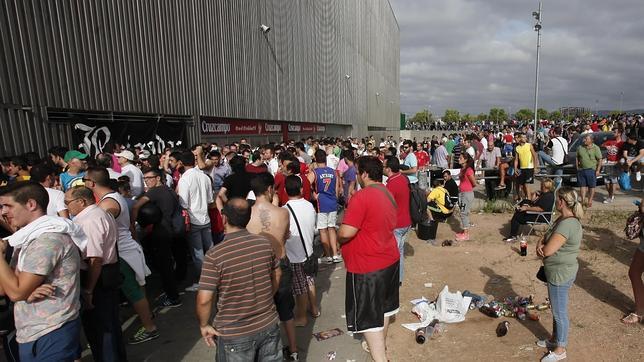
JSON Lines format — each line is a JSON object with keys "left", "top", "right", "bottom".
{"left": 199, "top": 229, "right": 279, "bottom": 337}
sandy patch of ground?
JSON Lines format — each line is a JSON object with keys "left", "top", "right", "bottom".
{"left": 389, "top": 210, "right": 643, "bottom": 362}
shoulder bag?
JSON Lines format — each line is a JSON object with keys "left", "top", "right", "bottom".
{"left": 286, "top": 204, "right": 318, "bottom": 277}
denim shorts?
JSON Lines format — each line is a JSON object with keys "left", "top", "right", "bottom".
{"left": 577, "top": 168, "right": 597, "bottom": 188}
{"left": 19, "top": 318, "right": 81, "bottom": 362}
{"left": 216, "top": 323, "right": 282, "bottom": 362}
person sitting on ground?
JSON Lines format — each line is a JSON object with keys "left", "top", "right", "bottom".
{"left": 427, "top": 178, "right": 454, "bottom": 222}
{"left": 503, "top": 178, "right": 556, "bottom": 243}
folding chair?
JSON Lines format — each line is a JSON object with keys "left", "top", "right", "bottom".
{"left": 523, "top": 187, "right": 558, "bottom": 237}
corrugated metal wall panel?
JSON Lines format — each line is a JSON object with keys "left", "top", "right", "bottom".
{"left": 1, "top": 0, "right": 399, "bottom": 156}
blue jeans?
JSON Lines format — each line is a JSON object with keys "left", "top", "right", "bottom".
{"left": 188, "top": 223, "right": 213, "bottom": 282}
{"left": 538, "top": 151, "right": 564, "bottom": 186}
{"left": 547, "top": 277, "right": 575, "bottom": 347}
{"left": 19, "top": 318, "right": 81, "bottom": 362}
{"left": 215, "top": 323, "right": 282, "bottom": 362}
{"left": 394, "top": 226, "right": 411, "bottom": 283}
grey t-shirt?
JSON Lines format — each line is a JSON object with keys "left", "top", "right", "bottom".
{"left": 434, "top": 145, "right": 449, "bottom": 168}
{"left": 544, "top": 217, "right": 582, "bottom": 285}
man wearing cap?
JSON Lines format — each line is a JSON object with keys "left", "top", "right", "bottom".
{"left": 60, "top": 150, "right": 88, "bottom": 191}
{"left": 115, "top": 150, "right": 145, "bottom": 198}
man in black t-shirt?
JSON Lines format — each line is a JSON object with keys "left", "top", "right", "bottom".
{"left": 216, "top": 156, "right": 252, "bottom": 210}
{"left": 622, "top": 132, "right": 644, "bottom": 181}
{"left": 131, "top": 167, "right": 182, "bottom": 307}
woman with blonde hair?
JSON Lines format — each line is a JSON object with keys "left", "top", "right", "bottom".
{"left": 535, "top": 186, "right": 584, "bottom": 362}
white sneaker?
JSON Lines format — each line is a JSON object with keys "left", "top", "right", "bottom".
{"left": 540, "top": 350, "right": 566, "bottom": 362}
{"left": 603, "top": 196, "right": 614, "bottom": 204}
{"left": 319, "top": 257, "right": 333, "bottom": 264}
{"left": 184, "top": 283, "right": 199, "bottom": 292}
{"left": 332, "top": 255, "right": 343, "bottom": 263}
{"left": 637, "top": 171, "right": 642, "bottom": 182}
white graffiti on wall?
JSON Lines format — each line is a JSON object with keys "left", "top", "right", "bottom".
{"left": 74, "top": 123, "right": 183, "bottom": 156}
{"left": 75, "top": 123, "right": 111, "bottom": 155}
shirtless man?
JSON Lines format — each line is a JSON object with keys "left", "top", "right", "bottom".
{"left": 246, "top": 172, "right": 298, "bottom": 361}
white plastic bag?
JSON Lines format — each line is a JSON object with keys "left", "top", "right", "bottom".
{"left": 401, "top": 297, "right": 440, "bottom": 331}
{"left": 436, "top": 285, "right": 471, "bottom": 323}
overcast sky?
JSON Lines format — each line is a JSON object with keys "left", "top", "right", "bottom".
{"left": 388, "top": 0, "right": 644, "bottom": 117}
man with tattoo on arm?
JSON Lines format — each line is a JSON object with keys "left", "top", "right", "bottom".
{"left": 246, "top": 173, "right": 298, "bottom": 361}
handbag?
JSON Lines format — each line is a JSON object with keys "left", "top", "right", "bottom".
{"left": 536, "top": 266, "right": 547, "bottom": 283}
{"left": 286, "top": 204, "right": 318, "bottom": 277}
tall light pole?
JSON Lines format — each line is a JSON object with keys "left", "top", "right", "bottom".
{"left": 532, "top": 2, "right": 542, "bottom": 132}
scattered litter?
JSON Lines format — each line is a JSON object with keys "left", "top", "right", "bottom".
{"left": 441, "top": 240, "right": 454, "bottom": 247}
{"left": 313, "top": 328, "right": 344, "bottom": 341}
{"left": 424, "top": 283, "right": 433, "bottom": 288}
{"left": 340, "top": 314, "right": 346, "bottom": 319}
{"left": 479, "top": 295, "right": 550, "bottom": 320}
{"left": 327, "top": 351, "right": 336, "bottom": 360}
{"left": 402, "top": 286, "right": 472, "bottom": 331}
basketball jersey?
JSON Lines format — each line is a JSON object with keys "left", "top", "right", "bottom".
{"left": 515, "top": 143, "right": 534, "bottom": 169}
{"left": 314, "top": 167, "right": 337, "bottom": 213}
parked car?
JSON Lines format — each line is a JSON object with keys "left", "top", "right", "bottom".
{"left": 562, "top": 132, "right": 616, "bottom": 186}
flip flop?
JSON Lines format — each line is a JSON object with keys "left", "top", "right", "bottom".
{"left": 311, "top": 310, "right": 321, "bottom": 318}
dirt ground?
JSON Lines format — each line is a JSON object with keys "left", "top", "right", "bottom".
{"left": 388, "top": 209, "right": 644, "bottom": 362}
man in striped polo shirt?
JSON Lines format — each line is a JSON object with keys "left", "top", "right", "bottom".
{"left": 196, "top": 198, "right": 282, "bottom": 361}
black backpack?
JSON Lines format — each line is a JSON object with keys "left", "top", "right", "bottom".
{"left": 409, "top": 181, "right": 428, "bottom": 225}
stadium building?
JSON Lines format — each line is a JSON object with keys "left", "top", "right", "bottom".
{"left": 0, "top": 0, "right": 400, "bottom": 156}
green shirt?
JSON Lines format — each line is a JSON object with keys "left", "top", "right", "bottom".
{"left": 576, "top": 143, "right": 602, "bottom": 170}
{"left": 445, "top": 140, "right": 455, "bottom": 155}
{"left": 543, "top": 217, "right": 582, "bottom": 285}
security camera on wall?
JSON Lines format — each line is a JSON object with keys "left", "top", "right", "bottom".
{"left": 260, "top": 24, "right": 271, "bottom": 33}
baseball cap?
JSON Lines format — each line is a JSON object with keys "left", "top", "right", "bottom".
{"left": 115, "top": 150, "right": 135, "bottom": 161}
{"left": 64, "top": 150, "right": 88, "bottom": 163}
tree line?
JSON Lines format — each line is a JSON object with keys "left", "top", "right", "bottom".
{"left": 407, "top": 107, "right": 599, "bottom": 126}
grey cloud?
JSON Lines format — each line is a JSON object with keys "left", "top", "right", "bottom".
{"left": 389, "top": 0, "right": 644, "bottom": 116}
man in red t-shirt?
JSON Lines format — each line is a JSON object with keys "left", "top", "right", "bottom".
{"left": 383, "top": 156, "right": 411, "bottom": 285}
{"left": 601, "top": 129, "right": 624, "bottom": 203}
{"left": 413, "top": 143, "right": 430, "bottom": 170}
{"left": 338, "top": 156, "right": 399, "bottom": 362}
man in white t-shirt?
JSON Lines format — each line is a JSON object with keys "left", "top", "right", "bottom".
{"left": 177, "top": 151, "right": 215, "bottom": 292}
{"left": 325, "top": 143, "right": 340, "bottom": 170}
{"left": 30, "top": 164, "right": 69, "bottom": 218}
{"left": 115, "top": 150, "right": 144, "bottom": 197}
{"left": 283, "top": 175, "right": 319, "bottom": 327}
{"left": 262, "top": 145, "right": 279, "bottom": 176}
{"left": 538, "top": 126, "right": 568, "bottom": 185}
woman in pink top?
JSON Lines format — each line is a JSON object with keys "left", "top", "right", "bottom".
{"left": 456, "top": 153, "right": 476, "bottom": 241}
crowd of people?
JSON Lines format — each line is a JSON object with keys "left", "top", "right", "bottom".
{"left": 0, "top": 113, "right": 642, "bottom": 362}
